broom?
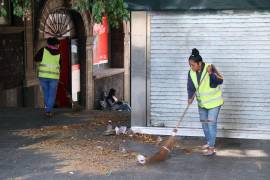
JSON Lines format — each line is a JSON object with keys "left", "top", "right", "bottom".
{"left": 137, "top": 66, "right": 211, "bottom": 165}
{"left": 137, "top": 104, "right": 191, "bottom": 165}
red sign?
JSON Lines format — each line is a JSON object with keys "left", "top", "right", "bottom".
{"left": 93, "top": 16, "right": 109, "bottom": 65}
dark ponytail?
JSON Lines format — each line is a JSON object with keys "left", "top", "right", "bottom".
{"left": 189, "top": 48, "right": 203, "bottom": 63}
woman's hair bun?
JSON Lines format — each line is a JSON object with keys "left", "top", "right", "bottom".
{"left": 191, "top": 48, "right": 200, "bottom": 56}
{"left": 189, "top": 48, "right": 203, "bottom": 62}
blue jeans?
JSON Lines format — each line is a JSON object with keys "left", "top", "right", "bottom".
{"left": 118, "top": 103, "right": 131, "bottom": 112}
{"left": 39, "top": 78, "right": 59, "bottom": 113}
{"left": 198, "top": 106, "right": 221, "bottom": 148}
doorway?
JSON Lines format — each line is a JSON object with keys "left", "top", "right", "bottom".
{"left": 55, "top": 38, "right": 71, "bottom": 107}
{"left": 39, "top": 7, "right": 86, "bottom": 109}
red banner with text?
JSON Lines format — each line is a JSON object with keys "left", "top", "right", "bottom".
{"left": 93, "top": 16, "right": 109, "bottom": 65}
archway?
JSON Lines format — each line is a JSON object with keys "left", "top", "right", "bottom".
{"left": 36, "top": 0, "right": 91, "bottom": 108}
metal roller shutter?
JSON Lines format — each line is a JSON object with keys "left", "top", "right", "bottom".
{"left": 150, "top": 11, "right": 270, "bottom": 139}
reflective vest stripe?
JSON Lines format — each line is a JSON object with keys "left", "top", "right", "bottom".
{"left": 198, "top": 97, "right": 223, "bottom": 106}
{"left": 39, "top": 70, "right": 60, "bottom": 75}
{"left": 39, "top": 64, "right": 60, "bottom": 69}
{"left": 196, "top": 87, "right": 221, "bottom": 97}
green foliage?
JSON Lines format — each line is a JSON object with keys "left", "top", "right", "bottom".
{"left": 73, "top": 0, "right": 93, "bottom": 12}
{"left": 0, "top": 0, "right": 7, "bottom": 17}
{"left": 0, "top": 6, "right": 7, "bottom": 17}
{"left": 1, "top": 0, "right": 129, "bottom": 24}
{"left": 73, "top": 0, "right": 129, "bottom": 28}
{"left": 0, "top": 0, "right": 31, "bottom": 19}
{"left": 106, "top": 0, "right": 129, "bottom": 27}
{"left": 12, "top": 0, "right": 31, "bottom": 18}
{"left": 92, "top": 0, "right": 105, "bottom": 23}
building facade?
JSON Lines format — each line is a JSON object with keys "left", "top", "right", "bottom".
{"left": 0, "top": 0, "right": 131, "bottom": 110}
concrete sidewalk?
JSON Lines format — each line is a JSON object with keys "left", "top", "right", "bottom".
{"left": 0, "top": 108, "right": 270, "bottom": 180}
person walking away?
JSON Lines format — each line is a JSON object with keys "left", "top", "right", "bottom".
{"left": 35, "top": 37, "right": 61, "bottom": 118}
{"left": 187, "top": 48, "right": 224, "bottom": 156}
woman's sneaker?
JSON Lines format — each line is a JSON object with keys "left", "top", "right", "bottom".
{"left": 203, "top": 147, "right": 216, "bottom": 156}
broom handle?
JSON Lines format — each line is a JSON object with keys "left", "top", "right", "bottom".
{"left": 174, "top": 66, "right": 210, "bottom": 130}
{"left": 175, "top": 103, "right": 191, "bottom": 129}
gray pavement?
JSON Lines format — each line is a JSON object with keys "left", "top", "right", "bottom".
{"left": 1, "top": 108, "right": 270, "bottom": 180}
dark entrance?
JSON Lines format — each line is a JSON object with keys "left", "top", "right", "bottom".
{"left": 41, "top": 8, "right": 86, "bottom": 108}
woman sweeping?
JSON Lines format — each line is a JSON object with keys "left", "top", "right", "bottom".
{"left": 187, "top": 48, "right": 224, "bottom": 156}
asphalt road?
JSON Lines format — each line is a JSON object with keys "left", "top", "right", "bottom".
{"left": 1, "top": 108, "right": 270, "bottom": 180}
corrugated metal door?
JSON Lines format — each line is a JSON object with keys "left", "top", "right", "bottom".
{"left": 150, "top": 11, "right": 270, "bottom": 139}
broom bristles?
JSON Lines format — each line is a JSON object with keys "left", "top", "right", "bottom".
{"left": 137, "top": 134, "right": 177, "bottom": 165}
{"left": 137, "top": 78, "right": 204, "bottom": 165}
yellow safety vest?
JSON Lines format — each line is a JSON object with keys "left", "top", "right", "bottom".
{"left": 38, "top": 48, "right": 60, "bottom": 79}
{"left": 190, "top": 63, "right": 224, "bottom": 109}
